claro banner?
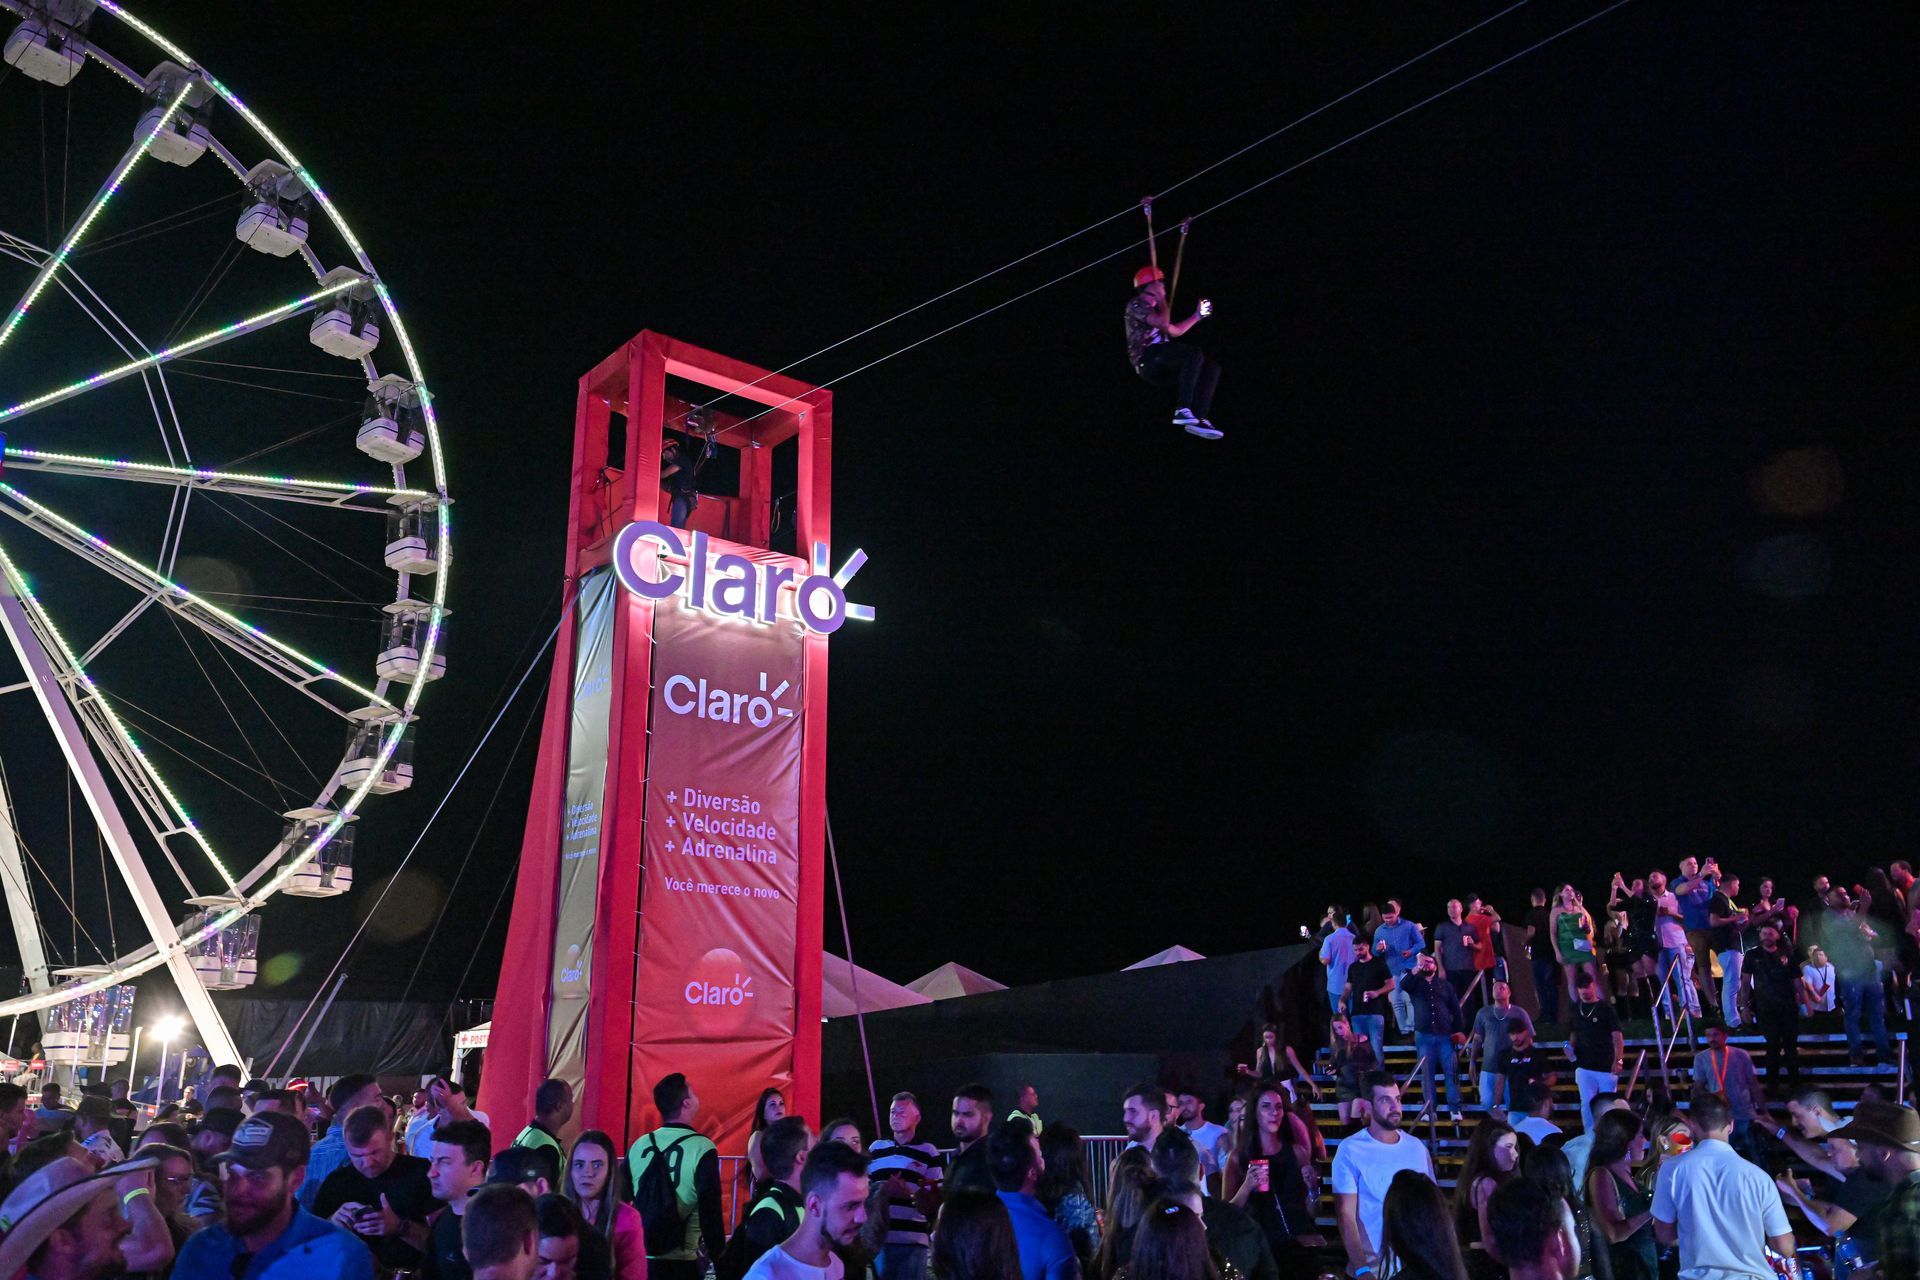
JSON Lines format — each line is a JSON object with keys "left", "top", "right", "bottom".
{"left": 630, "top": 582, "right": 806, "bottom": 1152}
{"left": 545, "top": 570, "right": 617, "bottom": 1100}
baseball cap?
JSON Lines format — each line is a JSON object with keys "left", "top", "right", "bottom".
{"left": 487, "top": 1146, "right": 556, "bottom": 1188}
{"left": 218, "top": 1111, "right": 311, "bottom": 1171}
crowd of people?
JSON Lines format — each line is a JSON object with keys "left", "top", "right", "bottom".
{"left": 1310, "top": 862, "right": 1920, "bottom": 1130}
{"left": 0, "top": 1067, "right": 618, "bottom": 1280}
{"left": 4, "top": 1051, "right": 1920, "bottom": 1280}
{"left": 6, "top": 856, "right": 1920, "bottom": 1280}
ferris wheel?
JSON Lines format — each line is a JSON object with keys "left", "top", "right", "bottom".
{"left": 0, "top": 0, "right": 450, "bottom": 1072}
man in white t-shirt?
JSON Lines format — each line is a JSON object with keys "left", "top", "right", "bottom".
{"left": 1175, "top": 1092, "right": 1230, "bottom": 1192}
{"left": 743, "top": 1140, "right": 870, "bottom": 1280}
{"left": 1651, "top": 1093, "right": 1793, "bottom": 1280}
{"left": 1511, "top": 1086, "right": 1564, "bottom": 1148}
{"left": 1332, "top": 1072, "right": 1435, "bottom": 1276}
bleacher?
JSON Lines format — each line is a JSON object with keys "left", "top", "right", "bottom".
{"left": 1304, "top": 1027, "right": 1908, "bottom": 1227}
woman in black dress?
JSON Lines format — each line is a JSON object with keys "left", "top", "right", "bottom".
{"left": 1522, "top": 1144, "right": 1612, "bottom": 1280}
{"left": 1585, "top": 1110, "right": 1657, "bottom": 1280}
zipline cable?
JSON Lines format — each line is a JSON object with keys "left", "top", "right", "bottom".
{"left": 679, "top": 0, "right": 1636, "bottom": 442}
{"left": 260, "top": 592, "right": 566, "bottom": 1077}
{"left": 375, "top": 672, "right": 549, "bottom": 1065}
{"left": 669, "top": 0, "right": 1537, "bottom": 426}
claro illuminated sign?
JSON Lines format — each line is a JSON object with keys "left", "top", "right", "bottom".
{"left": 611, "top": 520, "right": 874, "bottom": 634}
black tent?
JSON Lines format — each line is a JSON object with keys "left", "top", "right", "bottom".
{"left": 822, "top": 942, "right": 1316, "bottom": 1133}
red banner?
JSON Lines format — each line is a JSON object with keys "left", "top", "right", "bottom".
{"left": 630, "top": 562, "right": 806, "bottom": 1153}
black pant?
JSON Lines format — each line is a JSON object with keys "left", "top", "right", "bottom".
{"left": 1533, "top": 956, "right": 1561, "bottom": 1023}
{"left": 1447, "top": 968, "right": 1479, "bottom": 1013}
{"left": 1756, "top": 999, "right": 1800, "bottom": 1084}
{"left": 1138, "top": 341, "right": 1220, "bottom": 419}
{"left": 668, "top": 490, "right": 696, "bottom": 528}
{"left": 652, "top": 1261, "right": 704, "bottom": 1280}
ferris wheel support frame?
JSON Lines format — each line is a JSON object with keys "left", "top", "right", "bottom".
{"left": 0, "top": 767, "right": 53, "bottom": 995}
{"left": 0, "top": 583, "right": 241, "bottom": 1068}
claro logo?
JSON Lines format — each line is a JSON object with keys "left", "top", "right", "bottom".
{"left": 612, "top": 520, "right": 874, "bottom": 634}
{"left": 683, "top": 948, "right": 757, "bottom": 1032}
{"left": 664, "top": 670, "right": 794, "bottom": 727}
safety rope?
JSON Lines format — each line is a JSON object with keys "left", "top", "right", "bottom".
{"left": 1168, "top": 219, "right": 1191, "bottom": 313}
{"left": 1142, "top": 199, "right": 1159, "bottom": 277}
{"left": 826, "top": 811, "right": 882, "bottom": 1136}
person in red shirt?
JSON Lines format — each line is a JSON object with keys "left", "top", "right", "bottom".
{"left": 1466, "top": 896, "right": 1505, "bottom": 1008}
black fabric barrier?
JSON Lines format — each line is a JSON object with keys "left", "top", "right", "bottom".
{"left": 822, "top": 943, "right": 1312, "bottom": 1131}
{"left": 215, "top": 995, "right": 452, "bottom": 1077}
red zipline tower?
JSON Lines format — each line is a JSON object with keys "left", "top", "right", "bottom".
{"left": 480, "top": 331, "right": 834, "bottom": 1157}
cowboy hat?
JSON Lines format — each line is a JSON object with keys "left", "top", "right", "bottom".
{"left": 0, "top": 1155, "right": 158, "bottom": 1276}
{"left": 1835, "top": 1100, "right": 1920, "bottom": 1153}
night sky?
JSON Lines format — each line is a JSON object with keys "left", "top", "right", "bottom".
{"left": 3, "top": 0, "right": 1915, "bottom": 1015}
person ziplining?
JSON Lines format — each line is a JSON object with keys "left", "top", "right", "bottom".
{"left": 1125, "top": 201, "right": 1222, "bottom": 439}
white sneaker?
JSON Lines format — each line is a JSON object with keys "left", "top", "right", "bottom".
{"left": 1185, "top": 418, "right": 1223, "bottom": 440}
{"left": 1172, "top": 407, "right": 1199, "bottom": 427}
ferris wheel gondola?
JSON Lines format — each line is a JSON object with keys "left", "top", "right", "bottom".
{"left": 0, "top": 0, "right": 451, "bottom": 1070}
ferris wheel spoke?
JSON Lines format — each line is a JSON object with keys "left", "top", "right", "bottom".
{"left": 0, "top": 481, "right": 391, "bottom": 717}
{"left": 0, "top": 80, "right": 197, "bottom": 354}
{"left": 0, "top": 275, "right": 359, "bottom": 425}
{"left": 0, "top": 539, "right": 228, "bottom": 896}
{"left": 0, "top": 443, "right": 432, "bottom": 512}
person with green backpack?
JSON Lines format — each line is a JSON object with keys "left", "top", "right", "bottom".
{"left": 627, "top": 1073, "right": 724, "bottom": 1280}
{"left": 718, "top": 1117, "right": 814, "bottom": 1280}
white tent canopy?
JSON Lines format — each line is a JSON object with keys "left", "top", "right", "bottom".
{"left": 1123, "top": 944, "right": 1206, "bottom": 970}
{"left": 454, "top": 955, "right": 926, "bottom": 1052}
{"left": 824, "top": 954, "right": 931, "bottom": 1019}
{"left": 906, "top": 961, "right": 1007, "bottom": 1001}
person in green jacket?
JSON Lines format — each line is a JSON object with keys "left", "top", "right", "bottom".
{"left": 1007, "top": 1085, "right": 1042, "bottom": 1136}
{"left": 627, "top": 1073, "right": 723, "bottom": 1280}
{"left": 512, "top": 1079, "right": 573, "bottom": 1166}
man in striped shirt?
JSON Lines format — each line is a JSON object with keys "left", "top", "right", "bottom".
{"left": 866, "top": 1091, "right": 945, "bottom": 1280}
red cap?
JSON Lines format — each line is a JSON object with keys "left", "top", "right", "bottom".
{"left": 1133, "top": 265, "right": 1164, "bottom": 289}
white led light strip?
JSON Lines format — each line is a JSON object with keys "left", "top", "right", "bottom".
{"left": 0, "top": 80, "right": 196, "bottom": 351}
{"left": 0, "top": 277, "right": 356, "bottom": 423}
{"left": 0, "top": 481, "right": 391, "bottom": 708}
{"left": 0, "top": 444, "right": 434, "bottom": 505}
